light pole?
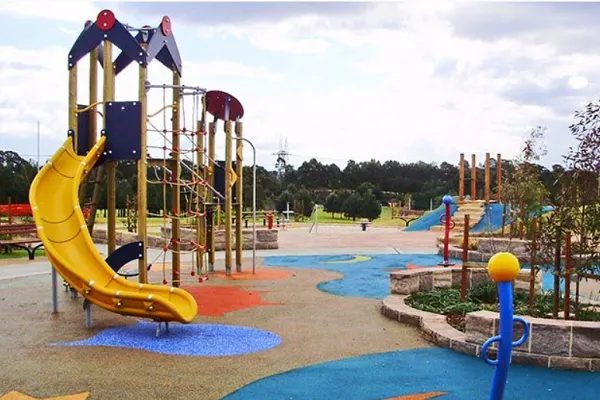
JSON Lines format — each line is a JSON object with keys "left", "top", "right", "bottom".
{"left": 37, "top": 121, "right": 41, "bottom": 172}
{"left": 233, "top": 136, "right": 257, "bottom": 274}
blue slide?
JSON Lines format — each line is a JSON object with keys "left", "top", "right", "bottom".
{"left": 471, "top": 204, "right": 555, "bottom": 233}
{"left": 403, "top": 203, "right": 458, "bottom": 232}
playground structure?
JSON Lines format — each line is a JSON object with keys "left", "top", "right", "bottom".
{"left": 28, "top": 9, "right": 258, "bottom": 329}
{"left": 458, "top": 152, "right": 502, "bottom": 204}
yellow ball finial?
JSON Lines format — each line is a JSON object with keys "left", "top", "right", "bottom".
{"left": 487, "top": 252, "right": 520, "bottom": 283}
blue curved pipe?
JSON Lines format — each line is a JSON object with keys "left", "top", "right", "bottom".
{"left": 481, "top": 281, "right": 530, "bottom": 400}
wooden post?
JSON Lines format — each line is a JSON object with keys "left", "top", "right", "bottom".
{"left": 461, "top": 214, "right": 470, "bottom": 302}
{"left": 553, "top": 228, "right": 561, "bottom": 318}
{"left": 103, "top": 41, "right": 117, "bottom": 255}
{"left": 224, "top": 119, "right": 233, "bottom": 275}
{"left": 459, "top": 153, "right": 465, "bottom": 202}
{"left": 496, "top": 153, "right": 502, "bottom": 202}
{"left": 471, "top": 154, "right": 476, "bottom": 200}
{"left": 137, "top": 45, "right": 148, "bottom": 284}
{"left": 171, "top": 71, "right": 181, "bottom": 287}
{"left": 207, "top": 121, "right": 216, "bottom": 272}
{"left": 7, "top": 197, "right": 12, "bottom": 225}
{"left": 235, "top": 121, "right": 244, "bottom": 273}
{"left": 519, "top": 199, "right": 524, "bottom": 240}
{"left": 485, "top": 152, "right": 490, "bottom": 204}
{"left": 564, "top": 231, "right": 572, "bottom": 320}
{"left": 68, "top": 62, "right": 78, "bottom": 154}
{"left": 88, "top": 46, "right": 98, "bottom": 152}
{"left": 79, "top": 44, "right": 99, "bottom": 215}
{"left": 196, "top": 118, "right": 205, "bottom": 276}
{"left": 529, "top": 218, "right": 537, "bottom": 310}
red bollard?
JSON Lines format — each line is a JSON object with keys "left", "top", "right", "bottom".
{"left": 267, "top": 212, "right": 274, "bottom": 230}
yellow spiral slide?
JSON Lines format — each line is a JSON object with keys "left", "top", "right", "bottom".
{"left": 29, "top": 136, "right": 197, "bottom": 323}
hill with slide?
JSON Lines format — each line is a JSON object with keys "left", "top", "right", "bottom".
{"left": 403, "top": 202, "right": 458, "bottom": 232}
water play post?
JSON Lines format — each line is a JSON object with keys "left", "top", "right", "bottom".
{"left": 438, "top": 195, "right": 455, "bottom": 267}
{"left": 482, "top": 252, "right": 530, "bottom": 400}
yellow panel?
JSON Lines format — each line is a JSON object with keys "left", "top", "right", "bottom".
{"left": 29, "top": 137, "right": 198, "bottom": 323}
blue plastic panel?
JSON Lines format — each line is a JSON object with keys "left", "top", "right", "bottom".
{"left": 104, "top": 101, "right": 142, "bottom": 161}
{"left": 213, "top": 160, "right": 238, "bottom": 202}
{"left": 76, "top": 104, "right": 91, "bottom": 156}
{"left": 68, "top": 19, "right": 145, "bottom": 70}
{"left": 147, "top": 26, "right": 182, "bottom": 75}
{"left": 105, "top": 241, "right": 144, "bottom": 276}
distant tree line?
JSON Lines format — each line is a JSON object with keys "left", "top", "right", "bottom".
{"left": 1, "top": 149, "right": 566, "bottom": 221}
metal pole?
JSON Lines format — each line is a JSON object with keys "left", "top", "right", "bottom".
{"left": 234, "top": 137, "right": 256, "bottom": 274}
{"left": 36, "top": 121, "right": 40, "bottom": 171}
{"left": 51, "top": 268, "right": 58, "bottom": 313}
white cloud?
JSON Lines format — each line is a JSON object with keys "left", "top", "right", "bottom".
{"left": 0, "top": 0, "right": 100, "bottom": 23}
{"left": 1, "top": 1, "right": 598, "bottom": 170}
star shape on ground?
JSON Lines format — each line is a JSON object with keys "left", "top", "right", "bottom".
{"left": 0, "top": 391, "right": 89, "bottom": 400}
{"left": 384, "top": 392, "right": 447, "bottom": 400}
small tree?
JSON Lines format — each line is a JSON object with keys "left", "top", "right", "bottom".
{"left": 275, "top": 190, "right": 294, "bottom": 213}
{"left": 537, "top": 99, "right": 600, "bottom": 319}
{"left": 359, "top": 192, "right": 382, "bottom": 221}
{"left": 324, "top": 192, "right": 341, "bottom": 218}
{"left": 294, "top": 188, "right": 315, "bottom": 218}
{"left": 502, "top": 126, "right": 549, "bottom": 238}
{"left": 342, "top": 193, "right": 362, "bottom": 221}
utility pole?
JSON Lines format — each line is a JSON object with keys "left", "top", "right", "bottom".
{"left": 37, "top": 120, "right": 41, "bottom": 171}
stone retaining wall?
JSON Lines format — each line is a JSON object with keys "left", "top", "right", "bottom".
{"left": 92, "top": 228, "right": 278, "bottom": 251}
{"left": 161, "top": 227, "right": 278, "bottom": 250}
{"left": 381, "top": 295, "right": 600, "bottom": 371}
{"left": 439, "top": 237, "right": 532, "bottom": 264}
{"left": 390, "top": 266, "right": 541, "bottom": 295}
{"left": 465, "top": 310, "right": 600, "bottom": 371}
{"left": 384, "top": 268, "right": 600, "bottom": 371}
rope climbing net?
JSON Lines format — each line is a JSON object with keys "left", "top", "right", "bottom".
{"left": 145, "top": 84, "right": 221, "bottom": 285}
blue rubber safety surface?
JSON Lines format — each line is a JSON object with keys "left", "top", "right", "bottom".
{"left": 54, "top": 321, "right": 282, "bottom": 356}
{"left": 404, "top": 204, "right": 459, "bottom": 232}
{"left": 264, "top": 254, "right": 461, "bottom": 299}
{"left": 223, "top": 347, "right": 600, "bottom": 400}
{"left": 264, "top": 254, "right": 563, "bottom": 299}
{"left": 471, "top": 203, "right": 505, "bottom": 233}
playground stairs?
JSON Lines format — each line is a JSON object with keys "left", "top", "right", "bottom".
{"left": 429, "top": 200, "right": 486, "bottom": 233}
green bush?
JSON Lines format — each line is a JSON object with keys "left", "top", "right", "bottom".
{"left": 406, "top": 281, "right": 599, "bottom": 323}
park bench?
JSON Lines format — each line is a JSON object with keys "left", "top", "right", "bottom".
{"left": 392, "top": 210, "right": 426, "bottom": 226}
{"left": 0, "top": 223, "right": 44, "bottom": 260}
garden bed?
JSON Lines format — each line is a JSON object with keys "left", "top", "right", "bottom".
{"left": 406, "top": 282, "right": 600, "bottom": 332}
{"left": 383, "top": 267, "right": 600, "bottom": 371}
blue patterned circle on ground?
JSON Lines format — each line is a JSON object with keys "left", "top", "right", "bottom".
{"left": 223, "top": 347, "right": 600, "bottom": 399}
{"left": 264, "top": 254, "right": 560, "bottom": 300}
{"left": 54, "top": 321, "right": 282, "bottom": 356}
{"left": 264, "top": 254, "right": 457, "bottom": 299}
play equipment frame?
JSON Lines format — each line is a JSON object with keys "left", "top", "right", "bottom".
{"left": 459, "top": 153, "right": 502, "bottom": 203}
{"left": 49, "top": 9, "right": 255, "bottom": 323}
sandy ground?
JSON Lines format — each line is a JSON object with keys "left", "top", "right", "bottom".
{"left": 0, "top": 226, "right": 432, "bottom": 399}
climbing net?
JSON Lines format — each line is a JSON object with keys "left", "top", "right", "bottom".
{"left": 145, "top": 84, "right": 222, "bottom": 285}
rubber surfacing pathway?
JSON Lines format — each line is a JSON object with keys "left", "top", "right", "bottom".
{"left": 1, "top": 241, "right": 598, "bottom": 399}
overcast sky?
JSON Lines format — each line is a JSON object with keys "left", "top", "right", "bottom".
{"left": 0, "top": 1, "right": 597, "bottom": 170}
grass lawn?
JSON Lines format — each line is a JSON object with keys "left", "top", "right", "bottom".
{"left": 0, "top": 248, "right": 46, "bottom": 259}
{"left": 290, "top": 206, "right": 430, "bottom": 228}
{"left": 92, "top": 206, "right": 433, "bottom": 231}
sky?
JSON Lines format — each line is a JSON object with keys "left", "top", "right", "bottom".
{"left": 0, "top": 1, "right": 598, "bottom": 171}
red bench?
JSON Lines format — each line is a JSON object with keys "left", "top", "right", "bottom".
{"left": 0, "top": 223, "right": 44, "bottom": 260}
